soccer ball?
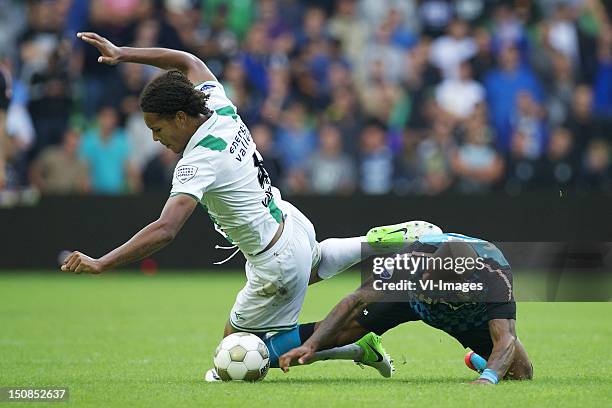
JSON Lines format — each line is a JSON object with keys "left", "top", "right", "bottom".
{"left": 213, "top": 332, "right": 270, "bottom": 381}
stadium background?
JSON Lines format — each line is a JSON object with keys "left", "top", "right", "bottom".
{"left": 0, "top": 0, "right": 611, "bottom": 268}
{"left": 0, "top": 3, "right": 611, "bottom": 406}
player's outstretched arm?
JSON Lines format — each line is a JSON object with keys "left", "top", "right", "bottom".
{"left": 61, "top": 194, "right": 197, "bottom": 274}
{"left": 77, "top": 32, "right": 216, "bottom": 85}
{"left": 471, "top": 319, "right": 517, "bottom": 384}
{"left": 279, "top": 280, "right": 381, "bottom": 371}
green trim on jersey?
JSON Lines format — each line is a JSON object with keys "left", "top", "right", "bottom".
{"left": 230, "top": 319, "right": 297, "bottom": 333}
{"left": 170, "top": 192, "right": 200, "bottom": 202}
{"left": 197, "top": 135, "right": 227, "bottom": 151}
{"left": 215, "top": 105, "right": 238, "bottom": 121}
{"left": 268, "top": 198, "right": 283, "bottom": 223}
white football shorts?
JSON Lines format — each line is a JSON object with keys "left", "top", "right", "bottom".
{"left": 229, "top": 201, "right": 321, "bottom": 332}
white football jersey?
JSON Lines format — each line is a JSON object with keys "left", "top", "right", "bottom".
{"left": 170, "top": 81, "right": 284, "bottom": 256}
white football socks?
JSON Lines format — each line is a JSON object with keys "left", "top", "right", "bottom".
{"left": 316, "top": 237, "right": 370, "bottom": 280}
{"left": 308, "top": 344, "right": 364, "bottom": 364}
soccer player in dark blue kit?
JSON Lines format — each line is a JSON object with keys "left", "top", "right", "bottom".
{"left": 279, "top": 233, "right": 534, "bottom": 385}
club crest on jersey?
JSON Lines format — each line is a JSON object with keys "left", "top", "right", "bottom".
{"left": 175, "top": 165, "right": 197, "bottom": 183}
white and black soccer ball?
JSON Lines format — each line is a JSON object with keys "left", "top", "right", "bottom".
{"left": 213, "top": 332, "right": 270, "bottom": 381}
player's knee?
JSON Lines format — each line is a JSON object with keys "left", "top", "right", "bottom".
{"left": 505, "top": 344, "right": 534, "bottom": 380}
{"left": 511, "top": 339, "right": 533, "bottom": 380}
{"left": 525, "top": 362, "right": 534, "bottom": 380}
{"left": 507, "top": 361, "right": 533, "bottom": 380}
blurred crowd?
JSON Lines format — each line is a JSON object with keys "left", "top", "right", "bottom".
{"left": 0, "top": 0, "right": 611, "bottom": 198}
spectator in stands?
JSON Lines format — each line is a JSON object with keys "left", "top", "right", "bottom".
{"left": 360, "top": 0, "right": 419, "bottom": 36}
{"left": 142, "top": 148, "right": 179, "bottom": 192}
{"left": 328, "top": 0, "right": 369, "bottom": 65}
{"left": 393, "top": 129, "right": 421, "bottom": 195}
{"left": 0, "top": 0, "right": 26, "bottom": 59}
{"left": 79, "top": 0, "right": 147, "bottom": 118}
{"left": 579, "top": 138, "right": 612, "bottom": 193}
{"left": 504, "top": 130, "right": 539, "bottom": 195}
{"left": 490, "top": 4, "right": 528, "bottom": 56}
{"left": 546, "top": 3, "right": 580, "bottom": 68}
{"left": 251, "top": 122, "right": 283, "bottom": 185}
{"left": 120, "top": 63, "right": 163, "bottom": 174}
{"left": 29, "top": 128, "right": 89, "bottom": 194}
{"left": 470, "top": 27, "right": 495, "bottom": 82}
{"left": 564, "top": 84, "right": 605, "bottom": 153}
{"left": 532, "top": 127, "right": 577, "bottom": 190}
{"left": 304, "top": 124, "right": 356, "bottom": 195}
{"left": 530, "top": 17, "right": 560, "bottom": 83}
{"left": 384, "top": 7, "right": 418, "bottom": 50}
{"left": 545, "top": 52, "right": 576, "bottom": 128}
{"left": 327, "top": 56, "right": 353, "bottom": 94}
{"left": 358, "top": 19, "right": 404, "bottom": 85}
{"left": 358, "top": 58, "right": 404, "bottom": 124}
{"left": 418, "top": 0, "right": 454, "bottom": 38}
{"left": 0, "top": 61, "right": 28, "bottom": 191}
{"left": 202, "top": 0, "right": 254, "bottom": 41}
{"left": 257, "top": 0, "right": 293, "bottom": 38}
{"left": 451, "top": 109, "right": 505, "bottom": 193}
{"left": 0, "top": 62, "right": 9, "bottom": 190}
{"left": 260, "top": 66, "right": 291, "bottom": 125}
{"left": 429, "top": 19, "right": 477, "bottom": 79}
{"left": 402, "top": 39, "right": 441, "bottom": 133}
{"left": 455, "top": 0, "right": 486, "bottom": 23}
{"left": 26, "top": 46, "right": 72, "bottom": 158}
{"left": 221, "top": 59, "right": 261, "bottom": 124}
{"left": 324, "top": 86, "right": 363, "bottom": 155}
{"left": 510, "top": 91, "right": 547, "bottom": 160}
{"left": 198, "top": 4, "right": 240, "bottom": 75}
{"left": 296, "top": 6, "right": 329, "bottom": 50}
{"left": 239, "top": 23, "right": 271, "bottom": 97}
{"left": 5, "top": 78, "right": 35, "bottom": 160}
{"left": 415, "top": 115, "right": 455, "bottom": 195}
{"left": 17, "top": 0, "right": 64, "bottom": 76}
{"left": 358, "top": 121, "right": 393, "bottom": 194}
{"left": 275, "top": 101, "right": 317, "bottom": 170}
{"left": 593, "top": 28, "right": 612, "bottom": 117}
{"left": 484, "top": 44, "right": 544, "bottom": 152}
{"left": 79, "top": 106, "right": 139, "bottom": 195}
{"left": 1, "top": 0, "right": 611, "bottom": 197}
{"left": 435, "top": 61, "right": 485, "bottom": 121}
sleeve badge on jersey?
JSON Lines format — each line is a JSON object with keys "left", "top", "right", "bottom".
{"left": 175, "top": 165, "right": 198, "bottom": 183}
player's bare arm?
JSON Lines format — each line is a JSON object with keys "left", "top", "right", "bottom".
{"left": 470, "top": 319, "right": 518, "bottom": 384}
{"left": 279, "top": 280, "right": 382, "bottom": 371}
{"left": 76, "top": 32, "right": 216, "bottom": 85}
{"left": 61, "top": 194, "right": 197, "bottom": 274}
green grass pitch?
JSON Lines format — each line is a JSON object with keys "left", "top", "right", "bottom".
{"left": 1, "top": 272, "right": 611, "bottom": 407}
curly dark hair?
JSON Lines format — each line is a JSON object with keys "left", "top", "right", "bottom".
{"left": 139, "top": 70, "right": 211, "bottom": 118}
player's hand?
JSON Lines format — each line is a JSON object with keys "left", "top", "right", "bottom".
{"left": 61, "top": 251, "right": 103, "bottom": 274}
{"left": 77, "top": 32, "right": 122, "bottom": 65}
{"left": 278, "top": 344, "right": 316, "bottom": 373}
{"left": 469, "top": 378, "right": 495, "bottom": 385}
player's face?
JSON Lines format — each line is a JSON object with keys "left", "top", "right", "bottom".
{"left": 143, "top": 112, "right": 189, "bottom": 154}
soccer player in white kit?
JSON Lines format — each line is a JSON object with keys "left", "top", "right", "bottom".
{"left": 63, "top": 33, "right": 441, "bottom": 380}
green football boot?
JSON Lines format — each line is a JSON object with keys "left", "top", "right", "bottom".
{"left": 355, "top": 332, "right": 395, "bottom": 378}
{"left": 366, "top": 220, "right": 442, "bottom": 251}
